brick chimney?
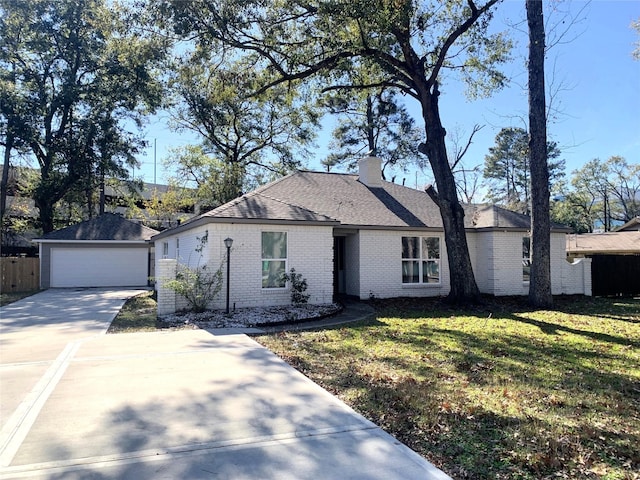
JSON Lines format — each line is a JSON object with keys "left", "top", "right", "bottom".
{"left": 358, "top": 156, "right": 382, "bottom": 187}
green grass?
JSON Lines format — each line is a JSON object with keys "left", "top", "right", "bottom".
{"left": 107, "top": 291, "right": 159, "bottom": 333}
{"left": 0, "top": 290, "right": 40, "bottom": 306}
{"left": 256, "top": 296, "right": 640, "bottom": 480}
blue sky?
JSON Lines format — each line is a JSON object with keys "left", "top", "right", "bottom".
{"left": 137, "top": 0, "right": 639, "bottom": 195}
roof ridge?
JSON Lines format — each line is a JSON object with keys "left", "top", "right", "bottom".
{"left": 298, "top": 169, "right": 358, "bottom": 177}
{"left": 35, "top": 212, "right": 158, "bottom": 241}
{"left": 199, "top": 173, "right": 297, "bottom": 218}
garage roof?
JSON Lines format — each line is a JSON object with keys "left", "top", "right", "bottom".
{"left": 34, "top": 213, "right": 158, "bottom": 242}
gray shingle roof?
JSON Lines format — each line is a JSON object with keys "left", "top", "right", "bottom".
{"left": 199, "top": 186, "right": 338, "bottom": 223}
{"left": 261, "top": 171, "right": 442, "bottom": 227}
{"left": 470, "top": 204, "right": 531, "bottom": 229}
{"left": 153, "top": 170, "right": 568, "bottom": 239}
{"left": 36, "top": 213, "right": 158, "bottom": 241}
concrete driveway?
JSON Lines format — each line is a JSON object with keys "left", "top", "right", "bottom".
{"left": 0, "top": 289, "right": 450, "bottom": 479}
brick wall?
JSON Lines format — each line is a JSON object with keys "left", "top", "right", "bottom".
{"left": 156, "top": 259, "right": 177, "bottom": 316}
{"left": 472, "top": 231, "right": 492, "bottom": 293}
{"left": 156, "top": 225, "right": 592, "bottom": 315}
{"left": 482, "top": 231, "right": 529, "bottom": 296}
{"left": 474, "top": 231, "right": 592, "bottom": 296}
{"left": 155, "top": 223, "right": 334, "bottom": 314}
{"left": 560, "top": 257, "right": 592, "bottom": 295}
{"left": 357, "top": 230, "right": 450, "bottom": 299}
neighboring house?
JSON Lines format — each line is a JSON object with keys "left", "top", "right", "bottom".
{"left": 615, "top": 216, "right": 640, "bottom": 232}
{"left": 0, "top": 166, "right": 195, "bottom": 251}
{"left": 566, "top": 232, "right": 640, "bottom": 259}
{"left": 34, "top": 213, "right": 158, "bottom": 289}
{"left": 0, "top": 232, "right": 38, "bottom": 257}
{"left": 566, "top": 226, "right": 640, "bottom": 296}
{"left": 153, "top": 157, "right": 591, "bottom": 315}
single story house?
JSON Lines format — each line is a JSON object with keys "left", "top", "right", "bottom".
{"left": 34, "top": 213, "right": 158, "bottom": 289}
{"left": 153, "top": 157, "right": 591, "bottom": 315}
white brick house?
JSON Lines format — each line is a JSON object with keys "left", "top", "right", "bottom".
{"left": 153, "top": 157, "right": 591, "bottom": 314}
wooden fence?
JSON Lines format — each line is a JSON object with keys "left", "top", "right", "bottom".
{"left": 1, "top": 257, "right": 40, "bottom": 292}
{"left": 591, "top": 254, "right": 640, "bottom": 297}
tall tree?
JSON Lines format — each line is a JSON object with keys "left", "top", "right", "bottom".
{"left": 606, "top": 156, "right": 640, "bottom": 223}
{"left": 169, "top": 53, "right": 319, "bottom": 190}
{"left": 556, "top": 157, "right": 640, "bottom": 232}
{"left": 549, "top": 181, "right": 593, "bottom": 234}
{"left": 527, "top": 0, "right": 552, "bottom": 307}
{"left": 163, "top": 145, "right": 252, "bottom": 211}
{"left": 125, "top": 181, "right": 197, "bottom": 231}
{"left": 0, "top": 0, "right": 165, "bottom": 232}
{"left": 483, "top": 126, "right": 563, "bottom": 213}
{"left": 321, "top": 86, "right": 424, "bottom": 180}
{"left": 562, "top": 159, "right": 612, "bottom": 232}
{"left": 0, "top": 57, "right": 32, "bottom": 229}
{"left": 161, "top": 0, "right": 511, "bottom": 303}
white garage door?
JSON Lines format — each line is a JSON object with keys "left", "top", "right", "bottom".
{"left": 50, "top": 247, "right": 149, "bottom": 288}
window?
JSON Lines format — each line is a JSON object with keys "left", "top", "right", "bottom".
{"left": 176, "top": 238, "right": 180, "bottom": 260}
{"left": 522, "top": 236, "right": 531, "bottom": 282}
{"left": 262, "top": 232, "right": 287, "bottom": 288}
{"left": 402, "top": 236, "right": 440, "bottom": 284}
{"left": 162, "top": 242, "right": 169, "bottom": 259}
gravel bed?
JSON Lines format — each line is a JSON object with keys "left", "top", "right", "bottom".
{"left": 159, "top": 303, "right": 342, "bottom": 329}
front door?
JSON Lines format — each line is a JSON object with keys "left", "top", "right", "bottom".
{"left": 333, "top": 236, "right": 346, "bottom": 296}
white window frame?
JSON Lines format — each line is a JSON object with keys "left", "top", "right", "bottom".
{"left": 261, "top": 231, "right": 288, "bottom": 289}
{"left": 176, "top": 238, "right": 180, "bottom": 260}
{"left": 162, "top": 242, "right": 169, "bottom": 259}
{"left": 401, "top": 236, "right": 441, "bottom": 285}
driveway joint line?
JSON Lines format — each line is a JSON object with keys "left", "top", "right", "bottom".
{"left": 0, "top": 361, "right": 53, "bottom": 369}
{"left": 0, "top": 340, "right": 82, "bottom": 467}
{"left": 0, "top": 424, "right": 380, "bottom": 478}
{"left": 70, "top": 346, "right": 265, "bottom": 363}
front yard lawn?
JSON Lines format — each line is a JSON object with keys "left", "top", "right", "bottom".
{"left": 107, "top": 291, "right": 159, "bottom": 333}
{"left": 255, "top": 296, "right": 640, "bottom": 480}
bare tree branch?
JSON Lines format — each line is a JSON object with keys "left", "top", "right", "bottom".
{"left": 451, "top": 124, "right": 484, "bottom": 169}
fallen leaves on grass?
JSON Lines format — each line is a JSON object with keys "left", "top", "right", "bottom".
{"left": 257, "top": 296, "right": 640, "bottom": 480}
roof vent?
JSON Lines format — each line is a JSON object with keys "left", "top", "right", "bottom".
{"left": 358, "top": 156, "right": 382, "bottom": 187}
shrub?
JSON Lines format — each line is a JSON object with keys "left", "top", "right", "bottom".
{"left": 282, "top": 268, "right": 310, "bottom": 304}
{"left": 162, "top": 232, "right": 223, "bottom": 313}
{"left": 164, "top": 262, "right": 223, "bottom": 313}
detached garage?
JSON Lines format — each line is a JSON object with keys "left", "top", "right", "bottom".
{"left": 34, "top": 213, "right": 158, "bottom": 289}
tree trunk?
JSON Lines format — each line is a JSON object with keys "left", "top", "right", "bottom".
{"left": 1, "top": 130, "right": 13, "bottom": 228}
{"left": 34, "top": 161, "right": 60, "bottom": 234}
{"left": 420, "top": 84, "right": 480, "bottom": 304}
{"left": 527, "top": 0, "right": 553, "bottom": 307}
{"left": 35, "top": 196, "right": 56, "bottom": 234}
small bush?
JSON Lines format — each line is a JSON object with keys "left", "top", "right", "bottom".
{"left": 282, "top": 268, "right": 310, "bottom": 304}
{"left": 164, "top": 263, "right": 223, "bottom": 313}
{"left": 162, "top": 232, "right": 224, "bottom": 313}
